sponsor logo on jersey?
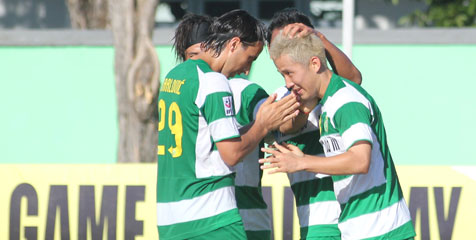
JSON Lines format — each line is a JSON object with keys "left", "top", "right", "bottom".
{"left": 223, "top": 96, "right": 234, "bottom": 116}
{"left": 319, "top": 134, "right": 344, "bottom": 155}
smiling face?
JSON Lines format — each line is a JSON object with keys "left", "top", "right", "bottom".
{"left": 221, "top": 40, "right": 263, "bottom": 78}
{"left": 273, "top": 53, "right": 319, "bottom": 103}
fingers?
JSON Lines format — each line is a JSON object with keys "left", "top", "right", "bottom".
{"left": 287, "top": 26, "right": 301, "bottom": 38}
{"left": 276, "top": 92, "right": 299, "bottom": 109}
{"left": 263, "top": 93, "right": 277, "bottom": 105}
{"left": 273, "top": 142, "right": 291, "bottom": 153}
{"left": 282, "top": 23, "right": 313, "bottom": 38}
{"left": 282, "top": 109, "right": 299, "bottom": 123}
{"left": 261, "top": 147, "right": 280, "bottom": 156}
{"left": 271, "top": 93, "right": 300, "bottom": 120}
{"left": 284, "top": 143, "right": 300, "bottom": 151}
{"left": 259, "top": 158, "right": 282, "bottom": 174}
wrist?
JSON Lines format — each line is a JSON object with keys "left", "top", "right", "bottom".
{"left": 255, "top": 119, "right": 271, "bottom": 135}
{"left": 297, "top": 154, "right": 308, "bottom": 172}
{"left": 314, "top": 30, "right": 325, "bottom": 40}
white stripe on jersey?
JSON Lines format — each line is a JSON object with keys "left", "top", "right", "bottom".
{"left": 195, "top": 67, "right": 234, "bottom": 108}
{"left": 208, "top": 117, "right": 239, "bottom": 142}
{"left": 322, "top": 81, "right": 373, "bottom": 129}
{"left": 195, "top": 116, "right": 235, "bottom": 178}
{"left": 338, "top": 198, "right": 412, "bottom": 240}
{"left": 341, "top": 122, "right": 373, "bottom": 150}
{"left": 239, "top": 208, "right": 272, "bottom": 231}
{"left": 196, "top": 150, "right": 234, "bottom": 178}
{"left": 157, "top": 186, "right": 237, "bottom": 226}
{"left": 333, "top": 131, "right": 386, "bottom": 204}
{"left": 297, "top": 200, "right": 341, "bottom": 227}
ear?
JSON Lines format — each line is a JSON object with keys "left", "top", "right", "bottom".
{"left": 229, "top": 37, "right": 241, "bottom": 52}
{"left": 309, "top": 56, "right": 321, "bottom": 73}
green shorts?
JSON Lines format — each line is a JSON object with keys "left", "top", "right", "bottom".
{"left": 187, "top": 221, "right": 247, "bottom": 240}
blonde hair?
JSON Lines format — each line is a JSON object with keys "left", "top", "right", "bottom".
{"left": 269, "top": 31, "right": 327, "bottom": 69}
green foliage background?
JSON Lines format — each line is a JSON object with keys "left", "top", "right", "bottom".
{"left": 395, "top": 0, "right": 476, "bottom": 27}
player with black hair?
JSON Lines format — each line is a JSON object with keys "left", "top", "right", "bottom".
{"left": 157, "top": 10, "right": 299, "bottom": 240}
{"left": 170, "top": 12, "right": 273, "bottom": 240}
{"left": 172, "top": 13, "right": 212, "bottom": 62}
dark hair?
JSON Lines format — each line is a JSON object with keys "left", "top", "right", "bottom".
{"left": 203, "top": 9, "right": 266, "bottom": 57}
{"left": 266, "top": 8, "right": 314, "bottom": 44}
{"left": 173, "top": 13, "right": 212, "bottom": 62}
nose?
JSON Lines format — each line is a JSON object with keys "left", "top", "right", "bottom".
{"left": 284, "top": 77, "right": 294, "bottom": 90}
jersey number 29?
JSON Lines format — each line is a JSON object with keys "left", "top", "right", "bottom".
{"left": 157, "top": 99, "right": 183, "bottom": 158}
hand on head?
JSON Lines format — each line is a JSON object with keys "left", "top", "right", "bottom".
{"left": 282, "top": 23, "right": 315, "bottom": 39}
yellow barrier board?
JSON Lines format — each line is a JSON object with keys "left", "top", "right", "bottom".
{"left": 1, "top": 164, "right": 475, "bottom": 240}
{"left": 1, "top": 164, "right": 158, "bottom": 240}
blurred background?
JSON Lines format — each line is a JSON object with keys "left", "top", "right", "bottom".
{"left": 1, "top": 1, "right": 475, "bottom": 239}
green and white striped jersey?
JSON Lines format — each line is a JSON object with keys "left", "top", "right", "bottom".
{"left": 229, "top": 77, "right": 272, "bottom": 240}
{"left": 156, "top": 59, "right": 242, "bottom": 240}
{"left": 275, "top": 86, "right": 341, "bottom": 239}
{"left": 319, "top": 74, "right": 416, "bottom": 240}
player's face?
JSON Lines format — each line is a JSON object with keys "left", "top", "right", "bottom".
{"left": 222, "top": 41, "right": 263, "bottom": 78}
{"left": 184, "top": 43, "right": 203, "bottom": 60}
{"left": 273, "top": 53, "right": 318, "bottom": 102}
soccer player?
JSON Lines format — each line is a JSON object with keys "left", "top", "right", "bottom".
{"left": 157, "top": 10, "right": 298, "bottom": 240}
{"left": 171, "top": 13, "right": 272, "bottom": 240}
{"left": 172, "top": 13, "right": 212, "bottom": 62}
{"left": 261, "top": 31, "right": 416, "bottom": 239}
{"left": 267, "top": 8, "right": 362, "bottom": 240}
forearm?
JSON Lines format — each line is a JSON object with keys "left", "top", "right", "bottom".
{"left": 319, "top": 34, "right": 362, "bottom": 85}
{"left": 279, "top": 112, "right": 308, "bottom": 134}
{"left": 299, "top": 152, "right": 369, "bottom": 175}
{"left": 299, "top": 143, "right": 371, "bottom": 175}
{"left": 218, "top": 121, "right": 268, "bottom": 166}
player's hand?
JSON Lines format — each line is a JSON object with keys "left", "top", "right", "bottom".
{"left": 256, "top": 93, "right": 300, "bottom": 132}
{"left": 282, "top": 23, "right": 315, "bottom": 39}
{"left": 259, "top": 142, "right": 305, "bottom": 174}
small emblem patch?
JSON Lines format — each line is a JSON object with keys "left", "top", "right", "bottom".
{"left": 223, "top": 96, "right": 234, "bottom": 116}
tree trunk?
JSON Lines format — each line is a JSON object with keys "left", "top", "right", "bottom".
{"left": 109, "top": 0, "right": 160, "bottom": 163}
{"left": 66, "top": 0, "right": 160, "bottom": 162}
{"left": 66, "top": 0, "right": 109, "bottom": 29}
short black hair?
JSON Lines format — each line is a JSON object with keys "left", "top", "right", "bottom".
{"left": 173, "top": 13, "right": 212, "bottom": 62}
{"left": 267, "top": 8, "right": 314, "bottom": 44}
{"left": 203, "top": 9, "right": 266, "bottom": 57}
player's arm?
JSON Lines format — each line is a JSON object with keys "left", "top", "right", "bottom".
{"left": 260, "top": 141, "right": 371, "bottom": 175}
{"left": 317, "top": 32, "right": 362, "bottom": 85}
{"left": 262, "top": 102, "right": 373, "bottom": 174}
{"left": 283, "top": 23, "right": 362, "bottom": 85}
{"left": 217, "top": 92, "right": 300, "bottom": 166}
